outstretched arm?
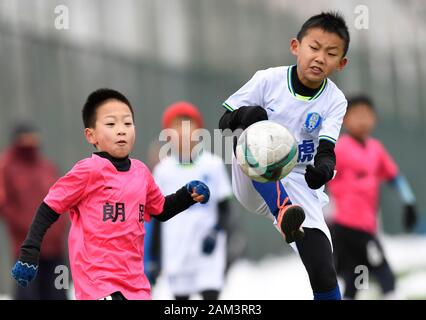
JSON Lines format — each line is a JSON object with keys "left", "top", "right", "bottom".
{"left": 11, "top": 202, "right": 60, "bottom": 287}
{"left": 219, "top": 106, "right": 268, "bottom": 131}
{"left": 389, "top": 175, "right": 416, "bottom": 205}
{"left": 153, "top": 181, "right": 210, "bottom": 222}
{"left": 305, "top": 140, "right": 336, "bottom": 190}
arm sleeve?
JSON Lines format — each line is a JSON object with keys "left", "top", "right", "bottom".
{"left": 377, "top": 142, "right": 399, "bottom": 181}
{"left": 318, "top": 99, "right": 347, "bottom": 144}
{"left": 152, "top": 186, "right": 196, "bottom": 222}
{"left": 314, "top": 140, "right": 336, "bottom": 181}
{"left": 19, "top": 202, "right": 60, "bottom": 264}
{"left": 146, "top": 167, "right": 195, "bottom": 222}
{"left": 43, "top": 159, "right": 92, "bottom": 214}
{"left": 222, "top": 70, "right": 266, "bottom": 112}
{"left": 219, "top": 110, "right": 234, "bottom": 131}
{"left": 376, "top": 142, "right": 415, "bottom": 203}
{"left": 390, "top": 175, "right": 416, "bottom": 205}
{"left": 219, "top": 106, "right": 268, "bottom": 131}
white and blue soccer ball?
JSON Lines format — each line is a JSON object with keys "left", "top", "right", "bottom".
{"left": 236, "top": 120, "right": 298, "bottom": 183}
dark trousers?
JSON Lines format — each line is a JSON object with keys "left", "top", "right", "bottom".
{"left": 331, "top": 224, "right": 395, "bottom": 299}
{"left": 295, "top": 228, "right": 339, "bottom": 294}
{"left": 14, "top": 257, "right": 69, "bottom": 300}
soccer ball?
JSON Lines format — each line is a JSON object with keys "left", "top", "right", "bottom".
{"left": 235, "top": 120, "right": 298, "bottom": 183}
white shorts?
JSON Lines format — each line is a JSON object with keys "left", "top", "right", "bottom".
{"left": 166, "top": 233, "right": 226, "bottom": 296}
{"left": 231, "top": 154, "right": 332, "bottom": 249}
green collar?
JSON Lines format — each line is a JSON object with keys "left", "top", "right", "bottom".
{"left": 287, "top": 65, "right": 327, "bottom": 101}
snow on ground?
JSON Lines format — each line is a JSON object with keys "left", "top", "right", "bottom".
{"left": 1, "top": 235, "right": 424, "bottom": 300}
{"left": 152, "top": 235, "right": 426, "bottom": 300}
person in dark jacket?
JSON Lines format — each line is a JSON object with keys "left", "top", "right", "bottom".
{"left": 0, "top": 122, "right": 68, "bottom": 300}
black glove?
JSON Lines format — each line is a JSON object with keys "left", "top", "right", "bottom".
{"left": 304, "top": 164, "right": 334, "bottom": 189}
{"left": 235, "top": 106, "right": 268, "bottom": 130}
{"left": 202, "top": 229, "right": 219, "bottom": 255}
{"left": 403, "top": 204, "right": 417, "bottom": 232}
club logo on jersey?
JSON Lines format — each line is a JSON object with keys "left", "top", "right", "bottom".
{"left": 304, "top": 112, "right": 322, "bottom": 133}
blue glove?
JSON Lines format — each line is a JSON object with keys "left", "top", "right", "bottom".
{"left": 186, "top": 180, "right": 210, "bottom": 204}
{"left": 11, "top": 261, "right": 38, "bottom": 287}
{"left": 202, "top": 229, "right": 218, "bottom": 255}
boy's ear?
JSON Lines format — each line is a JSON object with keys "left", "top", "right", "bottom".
{"left": 84, "top": 128, "right": 96, "bottom": 145}
{"left": 337, "top": 57, "right": 348, "bottom": 71}
{"left": 290, "top": 38, "right": 299, "bottom": 56}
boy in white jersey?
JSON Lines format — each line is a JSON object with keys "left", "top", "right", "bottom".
{"left": 153, "top": 101, "right": 232, "bottom": 300}
{"left": 219, "top": 12, "right": 349, "bottom": 300}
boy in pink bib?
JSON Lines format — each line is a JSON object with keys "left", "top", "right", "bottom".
{"left": 328, "top": 95, "right": 417, "bottom": 299}
{"left": 11, "top": 89, "right": 210, "bottom": 300}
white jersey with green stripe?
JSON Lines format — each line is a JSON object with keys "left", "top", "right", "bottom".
{"left": 223, "top": 65, "right": 347, "bottom": 174}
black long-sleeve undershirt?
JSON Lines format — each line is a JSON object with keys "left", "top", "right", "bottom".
{"left": 152, "top": 186, "right": 196, "bottom": 222}
{"left": 314, "top": 139, "right": 336, "bottom": 178}
{"left": 19, "top": 202, "right": 60, "bottom": 264}
{"left": 219, "top": 110, "right": 236, "bottom": 131}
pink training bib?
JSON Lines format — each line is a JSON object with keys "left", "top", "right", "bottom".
{"left": 44, "top": 154, "right": 165, "bottom": 299}
{"left": 328, "top": 135, "right": 398, "bottom": 234}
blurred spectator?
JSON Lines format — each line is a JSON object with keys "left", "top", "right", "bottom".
{"left": 0, "top": 122, "right": 68, "bottom": 300}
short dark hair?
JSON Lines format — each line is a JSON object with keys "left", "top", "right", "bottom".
{"left": 82, "top": 88, "right": 134, "bottom": 128}
{"left": 297, "top": 11, "right": 350, "bottom": 56}
{"left": 346, "top": 94, "right": 375, "bottom": 112}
